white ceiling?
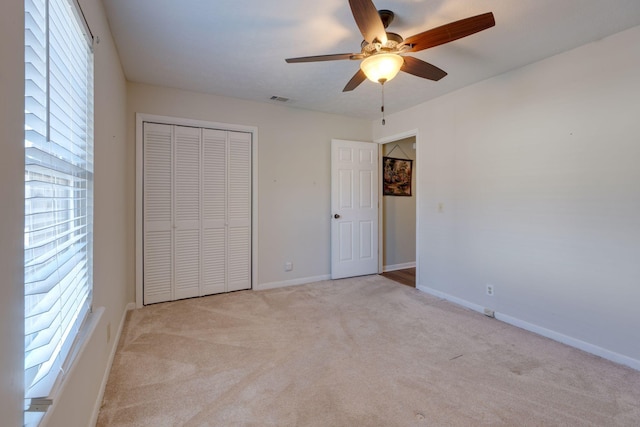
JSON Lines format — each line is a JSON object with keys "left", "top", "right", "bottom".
{"left": 102, "top": 0, "right": 640, "bottom": 120}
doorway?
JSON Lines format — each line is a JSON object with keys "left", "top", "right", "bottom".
{"left": 380, "top": 136, "right": 417, "bottom": 287}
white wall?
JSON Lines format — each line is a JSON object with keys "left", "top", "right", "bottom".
{"left": 373, "top": 25, "right": 640, "bottom": 368}
{"left": 0, "top": 0, "right": 130, "bottom": 425}
{"left": 0, "top": 1, "right": 26, "bottom": 425}
{"left": 382, "top": 137, "right": 416, "bottom": 269}
{"left": 127, "top": 83, "right": 372, "bottom": 292}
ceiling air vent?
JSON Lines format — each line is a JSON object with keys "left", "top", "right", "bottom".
{"left": 270, "top": 95, "right": 290, "bottom": 103}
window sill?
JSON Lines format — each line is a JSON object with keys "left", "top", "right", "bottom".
{"left": 25, "top": 307, "right": 104, "bottom": 427}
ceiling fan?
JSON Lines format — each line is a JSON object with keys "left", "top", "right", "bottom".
{"left": 285, "top": 0, "right": 495, "bottom": 92}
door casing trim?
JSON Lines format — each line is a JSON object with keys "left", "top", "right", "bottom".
{"left": 135, "top": 113, "right": 259, "bottom": 308}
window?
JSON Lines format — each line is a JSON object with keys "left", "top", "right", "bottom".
{"left": 24, "top": 0, "right": 94, "bottom": 422}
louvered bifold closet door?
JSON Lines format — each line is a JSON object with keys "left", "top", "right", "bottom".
{"left": 173, "top": 126, "right": 202, "bottom": 300}
{"left": 143, "top": 124, "right": 251, "bottom": 303}
{"left": 227, "top": 131, "right": 252, "bottom": 292}
{"left": 201, "top": 129, "right": 227, "bottom": 295}
{"left": 143, "top": 123, "right": 173, "bottom": 304}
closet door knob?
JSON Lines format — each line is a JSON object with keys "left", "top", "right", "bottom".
{"left": 334, "top": 214, "right": 340, "bottom": 219}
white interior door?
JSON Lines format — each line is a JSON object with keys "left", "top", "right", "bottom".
{"left": 331, "top": 139, "right": 379, "bottom": 279}
{"left": 143, "top": 123, "right": 252, "bottom": 304}
{"left": 143, "top": 123, "right": 173, "bottom": 304}
{"left": 227, "top": 131, "right": 252, "bottom": 292}
{"left": 138, "top": 114, "right": 256, "bottom": 307}
{"left": 201, "top": 129, "right": 227, "bottom": 296}
{"left": 173, "top": 125, "right": 201, "bottom": 300}
{"left": 201, "top": 129, "right": 251, "bottom": 294}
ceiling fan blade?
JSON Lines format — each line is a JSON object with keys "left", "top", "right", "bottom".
{"left": 349, "top": 0, "right": 388, "bottom": 44}
{"left": 403, "top": 12, "right": 495, "bottom": 52}
{"left": 286, "top": 53, "right": 360, "bottom": 63}
{"left": 343, "top": 69, "right": 367, "bottom": 92}
{"left": 401, "top": 56, "right": 447, "bottom": 81}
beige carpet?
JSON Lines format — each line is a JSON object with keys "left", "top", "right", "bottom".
{"left": 97, "top": 275, "right": 640, "bottom": 426}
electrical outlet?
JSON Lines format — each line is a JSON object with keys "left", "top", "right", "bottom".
{"left": 486, "top": 284, "right": 494, "bottom": 296}
{"left": 284, "top": 261, "right": 293, "bottom": 272}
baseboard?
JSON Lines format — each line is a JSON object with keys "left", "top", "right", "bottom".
{"left": 256, "top": 274, "right": 332, "bottom": 291}
{"left": 496, "top": 312, "right": 640, "bottom": 371}
{"left": 416, "top": 284, "right": 486, "bottom": 314}
{"left": 416, "top": 285, "right": 640, "bottom": 372}
{"left": 89, "top": 302, "right": 135, "bottom": 426}
{"left": 383, "top": 262, "right": 416, "bottom": 273}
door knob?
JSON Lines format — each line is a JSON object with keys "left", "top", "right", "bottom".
{"left": 334, "top": 214, "right": 340, "bottom": 219}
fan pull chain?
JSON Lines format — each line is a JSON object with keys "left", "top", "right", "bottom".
{"left": 381, "top": 82, "right": 386, "bottom": 126}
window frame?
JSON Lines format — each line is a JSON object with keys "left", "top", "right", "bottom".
{"left": 23, "top": 0, "right": 95, "bottom": 421}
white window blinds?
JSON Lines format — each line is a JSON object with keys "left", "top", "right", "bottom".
{"left": 24, "top": 0, "right": 94, "bottom": 411}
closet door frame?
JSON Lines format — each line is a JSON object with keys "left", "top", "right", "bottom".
{"left": 135, "top": 113, "right": 258, "bottom": 308}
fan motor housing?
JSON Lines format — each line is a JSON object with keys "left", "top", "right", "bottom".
{"left": 360, "top": 10, "right": 402, "bottom": 53}
{"left": 361, "top": 32, "right": 404, "bottom": 53}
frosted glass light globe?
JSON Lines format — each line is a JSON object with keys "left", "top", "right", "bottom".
{"left": 360, "top": 53, "right": 404, "bottom": 84}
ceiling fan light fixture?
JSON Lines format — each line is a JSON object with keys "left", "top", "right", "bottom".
{"left": 360, "top": 53, "right": 404, "bottom": 84}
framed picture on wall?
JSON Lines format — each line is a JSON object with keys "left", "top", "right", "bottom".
{"left": 383, "top": 157, "right": 412, "bottom": 196}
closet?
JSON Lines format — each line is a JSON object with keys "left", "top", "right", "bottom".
{"left": 142, "top": 122, "right": 251, "bottom": 305}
